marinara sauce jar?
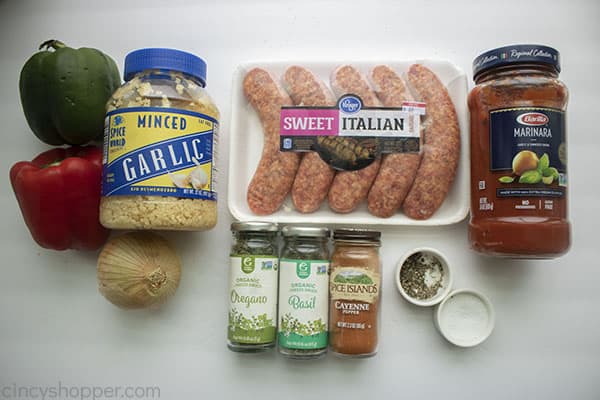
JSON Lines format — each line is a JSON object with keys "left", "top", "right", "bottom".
{"left": 468, "top": 44, "right": 570, "bottom": 258}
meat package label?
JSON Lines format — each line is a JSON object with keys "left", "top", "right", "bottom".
{"left": 280, "top": 95, "right": 425, "bottom": 171}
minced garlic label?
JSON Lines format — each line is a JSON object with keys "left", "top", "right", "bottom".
{"left": 102, "top": 107, "right": 218, "bottom": 200}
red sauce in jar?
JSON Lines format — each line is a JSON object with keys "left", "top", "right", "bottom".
{"left": 468, "top": 45, "right": 570, "bottom": 258}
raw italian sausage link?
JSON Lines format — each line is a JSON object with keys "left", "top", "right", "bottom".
{"left": 402, "top": 64, "right": 460, "bottom": 220}
{"left": 330, "top": 65, "right": 381, "bottom": 107}
{"left": 282, "top": 66, "right": 336, "bottom": 213}
{"left": 244, "top": 68, "right": 300, "bottom": 215}
{"left": 367, "top": 65, "right": 421, "bottom": 218}
{"left": 328, "top": 65, "right": 382, "bottom": 213}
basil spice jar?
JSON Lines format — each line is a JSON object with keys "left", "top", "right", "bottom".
{"left": 278, "top": 226, "right": 330, "bottom": 359}
{"left": 228, "top": 222, "right": 279, "bottom": 352}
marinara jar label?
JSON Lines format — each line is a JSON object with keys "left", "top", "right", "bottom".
{"left": 102, "top": 107, "right": 218, "bottom": 200}
{"left": 280, "top": 95, "right": 424, "bottom": 171}
{"left": 479, "top": 107, "right": 567, "bottom": 215}
{"left": 278, "top": 259, "right": 329, "bottom": 350}
{"left": 228, "top": 255, "right": 278, "bottom": 344}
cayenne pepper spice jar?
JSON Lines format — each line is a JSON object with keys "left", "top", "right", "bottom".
{"left": 329, "top": 229, "right": 381, "bottom": 357}
{"left": 278, "top": 226, "right": 330, "bottom": 359}
{"left": 227, "top": 222, "right": 279, "bottom": 352}
{"left": 468, "top": 44, "right": 570, "bottom": 258}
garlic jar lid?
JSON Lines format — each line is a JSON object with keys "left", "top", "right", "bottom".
{"left": 124, "top": 47, "right": 207, "bottom": 85}
{"left": 434, "top": 289, "right": 495, "bottom": 347}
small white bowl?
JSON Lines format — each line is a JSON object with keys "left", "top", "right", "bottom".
{"left": 395, "top": 247, "right": 453, "bottom": 307}
{"left": 434, "top": 289, "right": 495, "bottom": 347}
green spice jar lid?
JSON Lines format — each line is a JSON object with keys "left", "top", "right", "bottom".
{"left": 282, "top": 226, "right": 330, "bottom": 238}
{"left": 231, "top": 221, "right": 278, "bottom": 232}
{"left": 333, "top": 228, "right": 381, "bottom": 242}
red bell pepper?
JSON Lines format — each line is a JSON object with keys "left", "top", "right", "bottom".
{"left": 9, "top": 146, "right": 109, "bottom": 251}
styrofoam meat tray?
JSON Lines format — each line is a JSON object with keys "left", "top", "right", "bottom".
{"left": 228, "top": 60, "right": 469, "bottom": 226}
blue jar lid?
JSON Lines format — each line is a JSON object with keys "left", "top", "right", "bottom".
{"left": 473, "top": 44, "right": 560, "bottom": 79}
{"left": 124, "top": 48, "right": 207, "bottom": 86}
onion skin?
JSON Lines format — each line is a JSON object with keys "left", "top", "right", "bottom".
{"left": 97, "top": 232, "right": 182, "bottom": 309}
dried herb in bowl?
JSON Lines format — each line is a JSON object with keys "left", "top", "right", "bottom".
{"left": 399, "top": 252, "right": 444, "bottom": 300}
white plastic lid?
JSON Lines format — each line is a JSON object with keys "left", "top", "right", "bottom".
{"left": 434, "top": 289, "right": 495, "bottom": 347}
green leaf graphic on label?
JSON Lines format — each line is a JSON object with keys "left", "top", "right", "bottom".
{"left": 519, "top": 170, "right": 542, "bottom": 184}
{"left": 279, "top": 313, "right": 328, "bottom": 349}
{"left": 542, "top": 167, "right": 559, "bottom": 179}
{"left": 228, "top": 309, "right": 275, "bottom": 344}
{"left": 537, "top": 153, "right": 550, "bottom": 171}
{"left": 542, "top": 175, "right": 554, "bottom": 185}
{"left": 280, "top": 313, "right": 327, "bottom": 336}
{"left": 498, "top": 176, "right": 515, "bottom": 183}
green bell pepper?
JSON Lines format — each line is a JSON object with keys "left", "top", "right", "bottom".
{"left": 19, "top": 40, "right": 121, "bottom": 145}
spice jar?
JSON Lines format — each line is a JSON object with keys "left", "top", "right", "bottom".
{"left": 278, "top": 226, "right": 330, "bottom": 359}
{"left": 228, "top": 222, "right": 279, "bottom": 353}
{"left": 329, "top": 229, "right": 381, "bottom": 358}
{"left": 100, "top": 48, "right": 220, "bottom": 230}
{"left": 468, "top": 44, "right": 570, "bottom": 258}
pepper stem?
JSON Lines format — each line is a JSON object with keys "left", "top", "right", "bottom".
{"left": 39, "top": 39, "right": 66, "bottom": 51}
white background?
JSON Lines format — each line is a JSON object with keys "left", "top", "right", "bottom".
{"left": 1, "top": 1, "right": 599, "bottom": 399}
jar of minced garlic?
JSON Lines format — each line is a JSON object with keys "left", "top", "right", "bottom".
{"left": 100, "top": 48, "right": 219, "bottom": 230}
{"left": 329, "top": 229, "right": 381, "bottom": 358}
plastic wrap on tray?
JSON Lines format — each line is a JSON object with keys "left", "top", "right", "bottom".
{"left": 228, "top": 60, "right": 469, "bottom": 226}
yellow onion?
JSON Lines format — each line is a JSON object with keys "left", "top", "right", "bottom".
{"left": 97, "top": 232, "right": 181, "bottom": 309}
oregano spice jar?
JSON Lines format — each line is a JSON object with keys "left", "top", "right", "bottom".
{"left": 278, "top": 226, "right": 330, "bottom": 359}
{"left": 227, "top": 222, "right": 279, "bottom": 353}
{"left": 329, "top": 229, "right": 381, "bottom": 358}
